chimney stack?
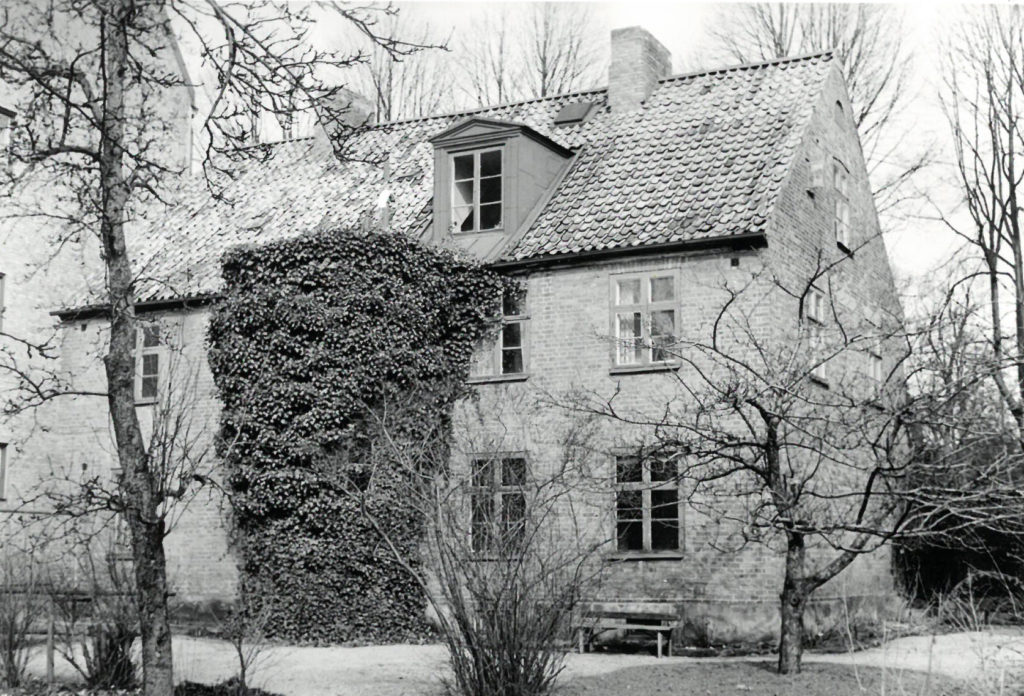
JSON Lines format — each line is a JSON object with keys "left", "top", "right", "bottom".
{"left": 608, "top": 27, "right": 671, "bottom": 113}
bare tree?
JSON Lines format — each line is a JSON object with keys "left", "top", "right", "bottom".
{"left": 558, "top": 254, "right": 1024, "bottom": 674}
{"left": 938, "top": 6, "right": 1024, "bottom": 446}
{"left": 458, "top": 3, "right": 605, "bottom": 108}
{"left": 706, "top": 4, "right": 928, "bottom": 216}
{"left": 339, "top": 391, "right": 605, "bottom": 696}
{"left": 351, "top": 15, "right": 454, "bottom": 122}
{"left": 0, "top": 3, "right": 431, "bottom": 695}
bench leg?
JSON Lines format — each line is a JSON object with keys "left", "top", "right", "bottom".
{"left": 578, "top": 628, "right": 584, "bottom": 654}
{"left": 657, "top": 631, "right": 663, "bottom": 658}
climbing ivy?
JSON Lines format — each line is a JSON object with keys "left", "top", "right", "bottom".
{"left": 207, "top": 227, "right": 510, "bottom": 643}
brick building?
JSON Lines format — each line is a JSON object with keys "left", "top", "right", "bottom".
{"left": 15, "top": 27, "right": 902, "bottom": 641}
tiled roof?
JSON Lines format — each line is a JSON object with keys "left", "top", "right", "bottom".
{"left": 99, "top": 52, "right": 835, "bottom": 307}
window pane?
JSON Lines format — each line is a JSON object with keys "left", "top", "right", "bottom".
{"left": 472, "top": 459, "right": 494, "bottom": 488}
{"left": 501, "top": 348, "right": 524, "bottom": 375}
{"left": 480, "top": 176, "right": 501, "bottom": 204}
{"left": 454, "top": 154, "right": 473, "bottom": 180}
{"left": 650, "top": 456, "right": 677, "bottom": 482}
{"left": 651, "top": 310, "right": 676, "bottom": 361}
{"left": 617, "top": 521, "right": 643, "bottom": 552}
{"left": 454, "top": 179, "right": 474, "bottom": 207}
{"left": 502, "top": 322, "right": 521, "bottom": 349}
{"left": 650, "top": 276, "right": 675, "bottom": 302}
{"left": 501, "top": 458, "right": 526, "bottom": 486}
{"left": 141, "top": 326, "right": 161, "bottom": 348}
{"left": 141, "top": 376, "right": 158, "bottom": 400}
{"left": 503, "top": 288, "right": 525, "bottom": 316}
{"left": 501, "top": 492, "right": 526, "bottom": 542}
{"left": 616, "top": 490, "right": 642, "bottom": 520}
{"left": 616, "top": 278, "right": 641, "bottom": 305}
{"left": 617, "top": 312, "right": 643, "bottom": 364}
{"left": 480, "top": 150, "right": 502, "bottom": 177}
{"left": 142, "top": 353, "right": 159, "bottom": 377}
{"left": 651, "top": 489, "right": 679, "bottom": 550}
{"left": 479, "top": 203, "right": 502, "bottom": 230}
{"left": 457, "top": 207, "right": 475, "bottom": 232}
{"left": 616, "top": 456, "right": 642, "bottom": 484}
{"left": 472, "top": 493, "right": 493, "bottom": 553}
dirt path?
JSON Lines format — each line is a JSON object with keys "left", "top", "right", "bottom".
{"left": 25, "top": 629, "right": 1024, "bottom": 696}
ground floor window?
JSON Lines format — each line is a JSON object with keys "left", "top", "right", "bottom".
{"left": 614, "top": 453, "right": 682, "bottom": 552}
{"left": 470, "top": 455, "right": 527, "bottom": 554}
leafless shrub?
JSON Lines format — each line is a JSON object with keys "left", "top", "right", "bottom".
{"left": 0, "top": 554, "right": 43, "bottom": 689}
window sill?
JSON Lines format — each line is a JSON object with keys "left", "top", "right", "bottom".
{"left": 134, "top": 398, "right": 158, "bottom": 406}
{"left": 609, "top": 362, "right": 680, "bottom": 376}
{"left": 606, "top": 551, "right": 685, "bottom": 561}
{"left": 809, "top": 374, "right": 830, "bottom": 389}
{"left": 452, "top": 228, "right": 505, "bottom": 236}
{"left": 467, "top": 373, "right": 529, "bottom": 385}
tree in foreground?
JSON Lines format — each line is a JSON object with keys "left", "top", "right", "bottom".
{"left": 560, "top": 258, "right": 1024, "bottom": 674}
{"left": 0, "top": 2, "right": 430, "bottom": 694}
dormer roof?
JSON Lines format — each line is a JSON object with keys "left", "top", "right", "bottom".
{"left": 63, "top": 52, "right": 838, "bottom": 310}
{"left": 428, "top": 116, "right": 575, "bottom": 158}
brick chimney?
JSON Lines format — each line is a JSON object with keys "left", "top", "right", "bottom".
{"left": 608, "top": 27, "right": 671, "bottom": 113}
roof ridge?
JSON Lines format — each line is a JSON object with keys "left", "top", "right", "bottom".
{"left": 660, "top": 50, "right": 834, "bottom": 84}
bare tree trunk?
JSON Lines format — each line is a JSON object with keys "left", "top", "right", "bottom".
{"left": 98, "top": 2, "right": 174, "bottom": 695}
{"left": 778, "top": 531, "right": 808, "bottom": 675}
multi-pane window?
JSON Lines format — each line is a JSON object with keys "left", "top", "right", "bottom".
{"left": 614, "top": 454, "right": 681, "bottom": 553}
{"left": 0, "top": 443, "right": 7, "bottom": 501}
{"left": 470, "top": 456, "right": 527, "bottom": 554}
{"left": 803, "top": 287, "right": 828, "bottom": 382}
{"left": 612, "top": 273, "right": 677, "bottom": 366}
{"left": 471, "top": 287, "right": 528, "bottom": 377}
{"left": 135, "top": 325, "right": 162, "bottom": 404}
{"left": 452, "top": 149, "right": 503, "bottom": 233}
{"left": 833, "top": 160, "right": 851, "bottom": 248}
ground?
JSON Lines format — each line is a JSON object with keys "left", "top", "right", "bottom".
{"left": 25, "top": 630, "right": 1024, "bottom": 696}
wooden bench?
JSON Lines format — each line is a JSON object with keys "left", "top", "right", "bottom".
{"left": 573, "top": 608, "right": 678, "bottom": 658}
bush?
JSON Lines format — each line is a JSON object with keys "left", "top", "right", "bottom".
{"left": 0, "top": 556, "right": 43, "bottom": 688}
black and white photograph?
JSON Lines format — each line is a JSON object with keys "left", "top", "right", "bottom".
{"left": 1, "top": 1, "right": 1023, "bottom": 694}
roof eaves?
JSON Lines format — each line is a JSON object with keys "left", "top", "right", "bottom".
{"left": 492, "top": 232, "right": 768, "bottom": 271}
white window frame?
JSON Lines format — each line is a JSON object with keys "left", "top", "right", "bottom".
{"left": 803, "top": 286, "right": 829, "bottom": 383}
{"left": 134, "top": 324, "right": 164, "bottom": 405}
{"left": 0, "top": 443, "right": 8, "bottom": 501}
{"left": 613, "top": 452, "right": 683, "bottom": 554}
{"left": 833, "top": 160, "right": 851, "bottom": 249}
{"left": 0, "top": 272, "right": 6, "bottom": 333}
{"left": 471, "top": 287, "right": 528, "bottom": 378}
{"left": 611, "top": 271, "right": 679, "bottom": 367}
{"left": 869, "top": 351, "right": 884, "bottom": 383}
{"left": 451, "top": 148, "right": 503, "bottom": 233}
{"left": 470, "top": 454, "right": 528, "bottom": 555}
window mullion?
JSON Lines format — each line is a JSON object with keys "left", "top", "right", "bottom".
{"left": 474, "top": 152, "right": 481, "bottom": 227}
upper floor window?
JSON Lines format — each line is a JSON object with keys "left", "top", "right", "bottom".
{"left": 0, "top": 443, "right": 8, "bottom": 501}
{"left": 803, "top": 286, "right": 828, "bottom": 383}
{"left": 868, "top": 351, "right": 884, "bottom": 383}
{"left": 470, "top": 455, "right": 527, "bottom": 555}
{"left": 471, "top": 286, "right": 528, "bottom": 378}
{"left": 614, "top": 453, "right": 682, "bottom": 553}
{"left": 452, "top": 149, "right": 503, "bottom": 233}
{"left": 833, "top": 160, "right": 851, "bottom": 249}
{"left": 612, "top": 272, "right": 677, "bottom": 367}
{"left": 135, "top": 325, "right": 163, "bottom": 404}
{"left": 0, "top": 272, "right": 6, "bottom": 333}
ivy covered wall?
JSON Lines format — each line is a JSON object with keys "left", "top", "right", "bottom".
{"left": 207, "top": 228, "right": 509, "bottom": 642}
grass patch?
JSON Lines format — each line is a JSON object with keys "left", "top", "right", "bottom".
{"left": 562, "top": 661, "right": 968, "bottom": 696}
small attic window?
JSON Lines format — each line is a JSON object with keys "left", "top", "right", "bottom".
{"left": 553, "top": 102, "right": 595, "bottom": 126}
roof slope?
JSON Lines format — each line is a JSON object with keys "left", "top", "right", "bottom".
{"left": 102, "top": 53, "right": 834, "bottom": 307}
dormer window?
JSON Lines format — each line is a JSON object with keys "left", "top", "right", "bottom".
{"left": 452, "top": 149, "right": 503, "bottom": 232}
